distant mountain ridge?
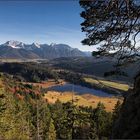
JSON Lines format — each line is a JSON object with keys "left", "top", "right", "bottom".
{"left": 0, "top": 40, "right": 90, "bottom": 59}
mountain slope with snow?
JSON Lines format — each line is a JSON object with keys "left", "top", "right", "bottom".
{"left": 0, "top": 40, "right": 90, "bottom": 59}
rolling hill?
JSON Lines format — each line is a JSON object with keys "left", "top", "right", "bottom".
{"left": 50, "top": 56, "right": 140, "bottom": 83}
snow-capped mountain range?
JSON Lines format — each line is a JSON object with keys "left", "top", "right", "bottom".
{"left": 0, "top": 40, "right": 91, "bottom": 59}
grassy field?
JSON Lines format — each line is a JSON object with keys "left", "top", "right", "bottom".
{"left": 21, "top": 78, "right": 125, "bottom": 112}
{"left": 44, "top": 91, "right": 123, "bottom": 112}
{"left": 0, "top": 58, "right": 42, "bottom": 63}
{"left": 21, "top": 79, "right": 124, "bottom": 111}
{"left": 84, "top": 77, "right": 129, "bottom": 91}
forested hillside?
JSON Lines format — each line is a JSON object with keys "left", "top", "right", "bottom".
{"left": 0, "top": 62, "right": 128, "bottom": 95}
{"left": 50, "top": 57, "right": 140, "bottom": 83}
{"left": 0, "top": 73, "right": 121, "bottom": 139}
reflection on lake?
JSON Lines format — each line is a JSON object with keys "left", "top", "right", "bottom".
{"left": 48, "top": 83, "right": 114, "bottom": 97}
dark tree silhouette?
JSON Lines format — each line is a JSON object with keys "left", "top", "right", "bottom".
{"left": 79, "top": 1, "right": 140, "bottom": 139}
{"left": 80, "top": 0, "right": 140, "bottom": 64}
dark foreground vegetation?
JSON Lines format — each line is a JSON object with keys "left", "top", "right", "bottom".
{"left": 0, "top": 73, "right": 121, "bottom": 139}
{"left": 0, "top": 62, "right": 139, "bottom": 139}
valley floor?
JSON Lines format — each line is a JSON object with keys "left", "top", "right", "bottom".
{"left": 22, "top": 80, "right": 124, "bottom": 112}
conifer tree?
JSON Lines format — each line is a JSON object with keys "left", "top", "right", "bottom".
{"left": 112, "top": 100, "right": 122, "bottom": 121}
{"left": 93, "top": 102, "right": 112, "bottom": 139}
{"left": 47, "top": 118, "right": 56, "bottom": 140}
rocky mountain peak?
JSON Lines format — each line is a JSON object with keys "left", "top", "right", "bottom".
{"left": 0, "top": 40, "right": 90, "bottom": 59}
{"left": 3, "top": 40, "right": 24, "bottom": 49}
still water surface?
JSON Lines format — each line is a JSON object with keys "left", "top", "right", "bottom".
{"left": 48, "top": 83, "right": 114, "bottom": 97}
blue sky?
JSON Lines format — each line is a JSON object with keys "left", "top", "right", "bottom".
{"left": 0, "top": 0, "right": 96, "bottom": 51}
